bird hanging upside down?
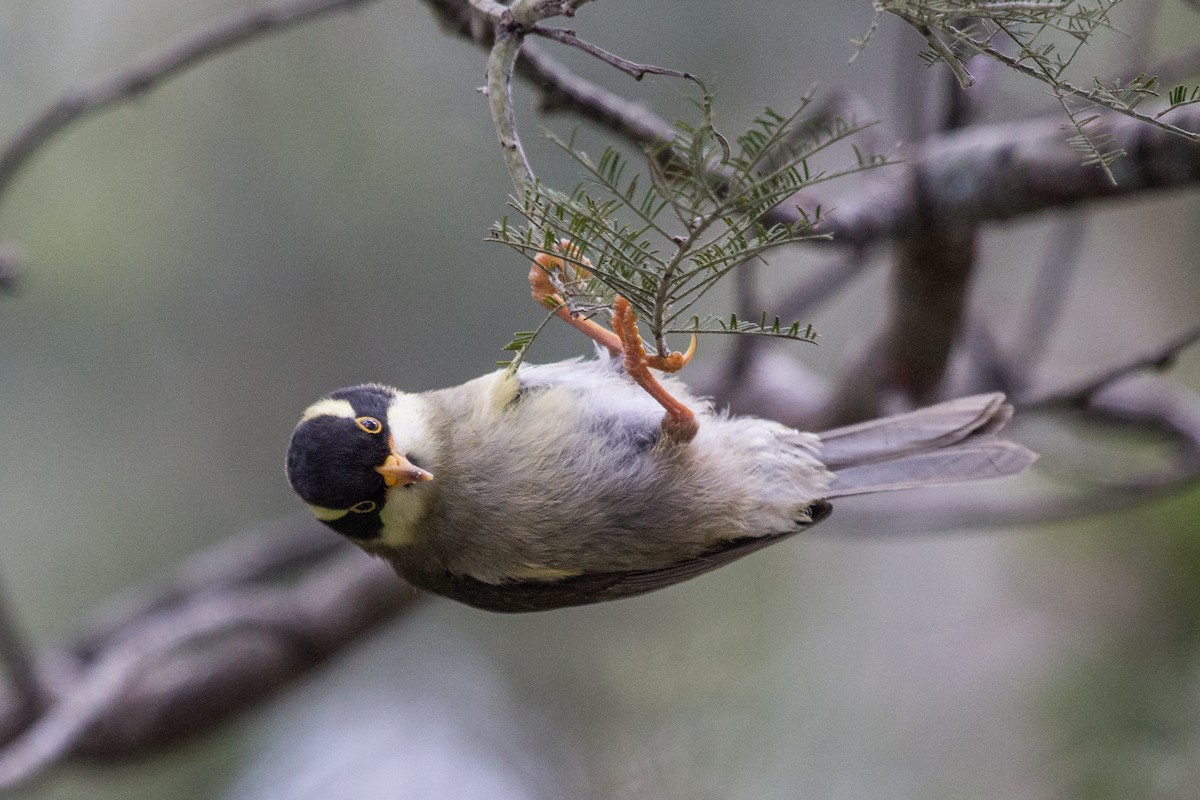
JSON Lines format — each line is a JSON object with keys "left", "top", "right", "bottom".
{"left": 285, "top": 246, "right": 1036, "bottom": 612}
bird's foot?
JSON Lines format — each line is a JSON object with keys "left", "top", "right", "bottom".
{"left": 611, "top": 297, "right": 699, "bottom": 443}
{"left": 529, "top": 240, "right": 699, "bottom": 443}
{"left": 529, "top": 241, "right": 622, "bottom": 356}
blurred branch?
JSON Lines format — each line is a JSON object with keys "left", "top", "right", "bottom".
{"left": 0, "top": 521, "right": 420, "bottom": 790}
{"left": 774, "top": 246, "right": 873, "bottom": 324}
{"left": 824, "top": 58, "right": 988, "bottom": 422}
{"left": 834, "top": 377, "right": 1200, "bottom": 530}
{"left": 1002, "top": 212, "right": 1088, "bottom": 393}
{"left": 866, "top": 332, "right": 1200, "bottom": 529}
{"left": 1147, "top": 47, "right": 1200, "bottom": 88}
{"left": 73, "top": 514, "right": 342, "bottom": 655}
{"left": 0, "top": 578, "right": 41, "bottom": 730}
{"left": 807, "top": 103, "right": 1200, "bottom": 245}
{"left": 1024, "top": 324, "right": 1200, "bottom": 411}
{"left": 0, "top": 248, "right": 21, "bottom": 294}
{"left": 0, "top": 0, "right": 382, "bottom": 210}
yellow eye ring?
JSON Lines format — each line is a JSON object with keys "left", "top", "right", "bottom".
{"left": 349, "top": 500, "right": 377, "bottom": 513}
{"left": 355, "top": 416, "right": 383, "bottom": 434}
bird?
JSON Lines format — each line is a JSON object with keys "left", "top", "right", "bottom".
{"left": 285, "top": 353, "right": 1037, "bottom": 612}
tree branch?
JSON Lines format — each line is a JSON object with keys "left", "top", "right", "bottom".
{"left": 0, "top": 579, "right": 40, "bottom": 732}
{"left": 822, "top": 59, "right": 989, "bottom": 421}
{"left": 486, "top": 11, "right": 537, "bottom": 195}
{"left": 0, "top": 522, "right": 419, "bottom": 790}
{"left": 822, "top": 105, "right": 1200, "bottom": 245}
{"left": 1023, "top": 324, "right": 1200, "bottom": 411}
{"left": 528, "top": 25, "right": 697, "bottom": 84}
{"left": 427, "top": 0, "right": 1200, "bottom": 255}
{"left": 1002, "top": 211, "right": 1089, "bottom": 394}
{"left": 0, "top": 0, "right": 381, "bottom": 210}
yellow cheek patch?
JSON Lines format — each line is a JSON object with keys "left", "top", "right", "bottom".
{"left": 305, "top": 503, "right": 350, "bottom": 522}
{"left": 300, "top": 398, "right": 356, "bottom": 423}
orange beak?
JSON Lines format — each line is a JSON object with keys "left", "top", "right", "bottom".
{"left": 375, "top": 437, "right": 434, "bottom": 487}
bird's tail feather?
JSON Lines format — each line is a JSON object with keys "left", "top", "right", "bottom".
{"left": 819, "top": 393, "right": 1036, "bottom": 497}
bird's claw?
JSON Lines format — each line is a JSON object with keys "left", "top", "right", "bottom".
{"left": 529, "top": 241, "right": 700, "bottom": 443}
{"left": 611, "top": 297, "right": 699, "bottom": 443}
{"left": 530, "top": 243, "right": 622, "bottom": 356}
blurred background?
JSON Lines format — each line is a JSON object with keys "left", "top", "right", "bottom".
{"left": 0, "top": 1, "right": 1198, "bottom": 798}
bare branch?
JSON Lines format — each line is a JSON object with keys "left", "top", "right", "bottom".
{"left": 528, "top": 26, "right": 698, "bottom": 84}
{"left": 0, "top": 0, "right": 382, "bottom": 209}
{"left": 518, "top": 42, "right": 676, "bottom": 152}
{"left": 822, "top": 104, "right": 1200, "bottom": 246}
{"left": 486, "top": 12, "right": 538, "bottom": 194}
{"left": 0, "top": 524, "right": 419, "bottom": 789}
{"left": 1024, "top": 324, "right": 1200, "bottom": 410}
{"left": 73, "top": 515, "right": 340, "bottom": 656}
{"left": 0, "top": 579, "right": 40, "bottom": 730}
{"left": 479, "top": 0, "right": 605, "bottom": 196}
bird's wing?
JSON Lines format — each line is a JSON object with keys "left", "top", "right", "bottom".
{"left": 440, "top": 501, "right": 832, "bottom": 613}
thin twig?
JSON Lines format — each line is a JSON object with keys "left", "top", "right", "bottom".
{"left": 0, "top": 0, "right": 381, "bottom": 208}
{"left": 518, "top": 41, "right": 677, "bottom": 151}
{"left": 529, "top": 26, "right": 699, "bottom": 84}
{"left": 480, "top": 0, "right": 602, "bottom": 197}
{"left": 942, "top": 19, "right": 1199, "bottom": 142}
{"left": 917, "top": 24, "right": 976, "bottom": 88}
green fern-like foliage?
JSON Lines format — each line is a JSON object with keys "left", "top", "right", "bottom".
{"left": 489, "top": 90, "right": 888, "bottom": 368}
{"left": 865, "top": 0, "right": 1199, "bottom": 183}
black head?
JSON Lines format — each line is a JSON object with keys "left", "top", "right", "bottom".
{"left": 286, "top": 384, "right": 397, "bottom": 541}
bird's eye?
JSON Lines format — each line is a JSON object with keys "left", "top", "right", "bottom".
{"left": 354, "top": 416, "right": 383, "bottom": 434}
{"left": 349, "top": 500, "right": 377, "bottom": 513}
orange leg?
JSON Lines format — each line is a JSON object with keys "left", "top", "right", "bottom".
{"left": 530, "top": 251, "right": 622, "bottom": 357}
{"left": 529, "top": 241, "right": 700, "bottom": 443}
{"left": 611, "top": 297, "right": 699, "bottom": 443}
